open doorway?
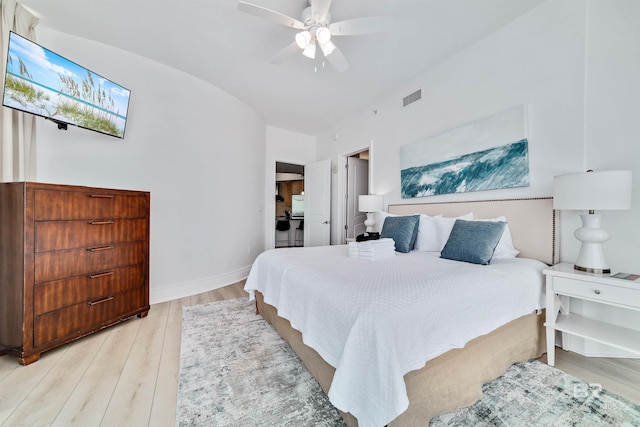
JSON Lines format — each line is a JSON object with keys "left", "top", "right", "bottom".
{"left": 344, "top": 150, "right": 370, "bottom": 243}
{"left": 275, "top": 162, "right": 305, "bottom": 248}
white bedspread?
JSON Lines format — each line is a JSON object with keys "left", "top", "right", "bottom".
{"left": 245, "top": 245, "right": 546, "bottom": 427}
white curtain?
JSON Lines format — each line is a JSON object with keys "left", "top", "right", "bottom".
{"left": 0, "top": 0, "right": 38, "bottom": 182}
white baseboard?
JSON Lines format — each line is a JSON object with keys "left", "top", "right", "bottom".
{"left": 150, "top": 265, "right": 252, "bottom": 304}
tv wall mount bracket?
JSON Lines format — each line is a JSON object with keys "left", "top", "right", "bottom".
{"left": 47, "top": 117, "right": 68, "bottom": 130}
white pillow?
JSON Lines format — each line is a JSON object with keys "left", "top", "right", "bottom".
{"left": 435, "top": 213, "right": 474, "bottom": 251}
{"left": 414, "top": 213, "right": 443, "bottom": 252}
{"left": 475, "top": 216, "right": 520, "bottom": 259}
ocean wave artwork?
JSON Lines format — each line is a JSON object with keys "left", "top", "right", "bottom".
{"left": 401, "top": 138, "right": 530, "bottom": 198}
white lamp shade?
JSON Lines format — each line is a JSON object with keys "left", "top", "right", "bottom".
{"left": 316, "top": 27, "right": 331, "bottom": 44}
{"left": 319, "top": 40, "right": 336, "bottom": 56}
{"left": 302, "top": 40, "right": 316, "bottom": 58}
{"left": 359, "top": 195, "right": 383, "bottom": 213}
{"left": 295, "top": 30, "right": 311, "bottom": 49}
{"left": 553, "top": 170, "right": 632, "bottom": 211}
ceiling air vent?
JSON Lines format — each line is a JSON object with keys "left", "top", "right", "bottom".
{"left": 402, "top": 89, "right": 422, "bottom": 107}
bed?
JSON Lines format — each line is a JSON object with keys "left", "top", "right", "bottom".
{"left": 245, "top": 197, "right": 558, "bottom": 426}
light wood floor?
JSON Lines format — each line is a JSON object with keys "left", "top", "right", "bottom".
{"left": 1, "top": 281, "right": 638, "bottom": 426}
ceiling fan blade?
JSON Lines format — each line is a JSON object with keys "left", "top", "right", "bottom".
{"left": 329, "top": 16, "right": 393, "bottom": 36}
{"left": 324, "top": 45, "right": 349, "bottom": 72}
{"left": 270, "top": 41, "right": 301, "bottom": 64}
{"left": 311, "top": 0, "right": 332, "bottom": 22}
{"left": 238, "top": 1, "right": 305, "bottom": 30}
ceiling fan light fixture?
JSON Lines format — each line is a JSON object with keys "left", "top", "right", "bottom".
{"left": 302, "top": 40, "right": 316, "bottom": 59}
{"left": 316, "top": 26, "right": 331, "bottom": 44}
{"left": 320, "top": 40, "right": 336, "bottom": 56}
{"left": 295, "top": 30, "right": 311, "bottom": 49}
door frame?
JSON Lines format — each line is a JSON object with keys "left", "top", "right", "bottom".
{"left": 336, "top": 142, "right": 372, "bottom": 245}
{"left": 267, "top": 159, "right": 306, "bottom": 250}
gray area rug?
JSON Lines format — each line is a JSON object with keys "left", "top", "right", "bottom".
{"left": 176, "top": 298, "right": 344, "bottom": 426}
{"left": 176, "top": 298, "right": 640, "bottom": 426}
{"left": 430, "top": 360, "right": 640, "bottom": 426}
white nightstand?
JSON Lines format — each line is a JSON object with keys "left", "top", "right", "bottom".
{"left": 543, "top": 263, "right": 640, "bottom": 366}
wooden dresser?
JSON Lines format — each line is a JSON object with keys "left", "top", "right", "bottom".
{"left": 0, "top": 182, "right": 150, "bottom": 365}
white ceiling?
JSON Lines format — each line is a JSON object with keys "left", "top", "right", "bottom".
{"left": 18, "top": 0, "right": 546, "bottom": 135}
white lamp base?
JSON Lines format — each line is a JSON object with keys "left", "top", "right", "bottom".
{"left": 574, "top": 213, "right": 611, "bottom": 274}
{"left": 364, "top": 212, "right": 376, "bottom": 233}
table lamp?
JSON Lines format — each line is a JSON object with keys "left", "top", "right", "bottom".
{"left": 553, "top": 170, "right": 632, "bottom": 273}
{"left": 358, "top": 195, "right": 384, "bottom": 233}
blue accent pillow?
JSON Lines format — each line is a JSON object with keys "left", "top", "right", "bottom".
{"left": 440, "top": 219, "right": 506, "bottom": 265}
{"left": 380, "top": 215, "right": 420, "bottom": 253}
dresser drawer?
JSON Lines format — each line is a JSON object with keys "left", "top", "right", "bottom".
{"left": 553, "top": 277, "right": 638, "bottom": 308}
{"left": 34, "top": 264, "right": 147, "bottom": 315}
{"left": 35, "top": 241, "right": 146, "bottom": 283}
{"left": 35, "top": 219, "right": 148, "bottom": 252}
{"left": 35, "top": 189, "right": 148, "bottom": 221}
{"left": 34, "top": 286, "right": 147, "bottom": 347}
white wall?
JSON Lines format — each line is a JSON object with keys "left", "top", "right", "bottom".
{"left": 264, "top": 126, "right": 316, "bottom": 249}
{"left": 317, "top": 0, "right": 587, "bottom": 247}
{"left": 560, "top": 0, "right": 640, "bottom": 357}
{"left": 315, "top": 0, "right": 640, "bottom": 274}
{"left": 34, "top": 28, "right": 267, "bottom": 303}
{"left": 582, "top": 0, "right": 640, "bottom": 274}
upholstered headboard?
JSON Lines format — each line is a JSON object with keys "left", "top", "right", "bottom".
{"left": 389, "top": 197, "right": 558, "bottom": 265}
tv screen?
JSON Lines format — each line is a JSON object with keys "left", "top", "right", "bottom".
{"left": 2, "top": 32, "right": 130, "bottom": 139}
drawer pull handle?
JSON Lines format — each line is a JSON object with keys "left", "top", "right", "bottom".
{"left": 89, "top": 194, "right": 115, "bottom": 199}
{"left": 594, "top": 289, "right": 601, "bottom": 295}
{"left": 89, "top": 271, "right": 114, "bottom": 279}
{"left": 88, "top": 296, "right": 114, "bottom": 306}
{"left": 87, "top": 245, "right": 114, "bottom": 252}
{"left": 89, "top": 220, "right": 115, "bottom": 225}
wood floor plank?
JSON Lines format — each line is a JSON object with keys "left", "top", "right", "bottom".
{"left": 0, "top": 344, "right": 69, "bottom": 424}
{"left": 99, "top": 314, "right": 167, "bottom": 427}
{"left": 190, "top": 291, "right": 212, "bottom": 306}
{"left": 168, "top": 296, "right": 191, "bottom": 324}
{"left": 2, "top": 331, "right": 108, "bottom": 427}
{"left": 212, "top": 281, "right": 247, "bottom": 301}
{"left": 147, "top": 300, "right": 170, "bottom": 319}
{"left": 0, "top": 354, "right": 18, "bottom": 382}
{"left": 148, "top": 318, "right": 181, "bottom": 427}
{"left": 51, "top": 318, "right": 144, "bottom": 427}
{"left": 561, "top": 350, "right": 640, "bottom": 386}
{"left": 555, "top": 349, "right": 640, "bottom": 403}
{"left": 207, "top": 286, "right": 228, "bottom": 302}
{"left": 228, "top": 281, "right": 249, "bottom": 299}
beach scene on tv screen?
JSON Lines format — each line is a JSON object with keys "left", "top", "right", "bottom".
{"left": 3, "top": 32, "right": 130, "bottom": 138}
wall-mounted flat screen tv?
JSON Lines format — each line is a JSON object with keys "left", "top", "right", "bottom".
{"left": 2, "top": 32, "right": 130, "bottom": 139}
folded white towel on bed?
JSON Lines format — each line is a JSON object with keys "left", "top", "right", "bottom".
{"left": 349, "top": 238, "right": 395, "bottom": 260}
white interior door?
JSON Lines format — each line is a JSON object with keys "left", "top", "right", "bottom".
{"left": 304, "top": 159, "right": 331, "bottom": 247}
{"left": 345, "top": 157, "right": 369, "bottom": 242}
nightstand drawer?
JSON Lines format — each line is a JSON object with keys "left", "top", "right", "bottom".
{"left": 554, "top": 277, "right": 638, "bottom": 308}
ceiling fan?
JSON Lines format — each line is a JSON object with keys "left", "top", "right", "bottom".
{"left": 237, "top": 0, "right": 392, "bottom": 72}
